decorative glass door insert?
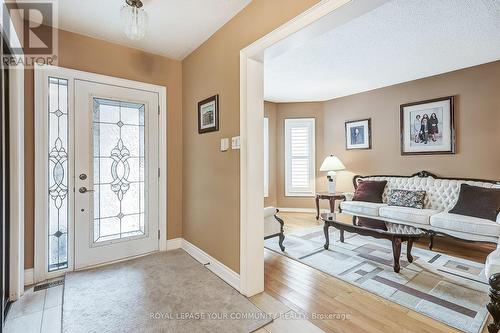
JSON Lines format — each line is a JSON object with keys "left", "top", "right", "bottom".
{"left": 48, "top": 77, "right": 69, "bottom": 272}
{"left": 92, "top": 99, "right": 146, "bottom": 244}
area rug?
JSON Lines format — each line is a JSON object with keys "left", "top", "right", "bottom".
{"left": 63, "top": 250, "right": 271, "bottom": 332}
{"left": 265, "top": 226, "right": 489, "bottom": 333}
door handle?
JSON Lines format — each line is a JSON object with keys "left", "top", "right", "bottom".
{"left": 79, "top": 187, "right": 95, "bottom": 194}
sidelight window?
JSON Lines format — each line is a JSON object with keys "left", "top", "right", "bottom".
{"left": 47, "top": 77, "right": 69, "bottom": 271}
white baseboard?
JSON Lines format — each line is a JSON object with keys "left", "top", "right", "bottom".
{"left": 181, "top": 239, "right": 240, "bottom": 292}
{"left": 278, "top": 207, "right": 329, "bottom": 214}
{"left": 166, "top": 238, "right": 182, "bottom": 251}
{"left": 24, "top": 268, "right": 34, "bottom": 286}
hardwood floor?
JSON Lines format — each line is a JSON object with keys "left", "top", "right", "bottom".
{"left": 259, "top": 212, "right": 494, "bottom": 333}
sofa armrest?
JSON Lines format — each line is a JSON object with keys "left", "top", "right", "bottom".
{"left": 486, "top": 248, "right": 500, "bottom": 333}
{"left": 487, "top": 249, "right": 500, "bottom": 279}
{"left": 343, "top": 192, "right": 354, "bottom": 201}
{"left": 264, "top": 206, "right": 277, "bottom": 218}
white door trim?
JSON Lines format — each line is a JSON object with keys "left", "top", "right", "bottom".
{"left": 9, "top": 65, "right": 25, "bottom": 299}
{"left": 239, "top": 0, "right": 352, "bottom": 296}
{"left": 2, "top": 0, "right": 27, "bottom": 299}
{"left": 34, "top": 65, "right": 167, "bottom": 283}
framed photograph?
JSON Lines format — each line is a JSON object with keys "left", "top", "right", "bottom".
{"left": 400, "top": 96, "right": 455, "bottom": 155}
{"left": 345, "top": 119, "right": 371, "bottom": 150}
{"left": 198, "top": 95, "right": 219, "bottom": 134}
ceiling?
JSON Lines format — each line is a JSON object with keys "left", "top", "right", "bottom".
{"left": 264, "top": 0, "right": 500, "bottom": 102}
{"left": 57, "top": 0, "right": 251, "bottom": 60}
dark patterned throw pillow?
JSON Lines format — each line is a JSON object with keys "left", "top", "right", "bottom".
{"left": 388, "top": 190, "right": 426, "bottom": 209}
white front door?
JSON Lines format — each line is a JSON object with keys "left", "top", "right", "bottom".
{"left": 74, "top": 80, "right": 159, "bottom": 269}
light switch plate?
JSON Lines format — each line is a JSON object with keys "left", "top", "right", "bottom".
{"left": 231, "top": 136, "right": 240, "bottom": 150}
{"left": 220, "top": 138, "right": 229, "bottom": 152}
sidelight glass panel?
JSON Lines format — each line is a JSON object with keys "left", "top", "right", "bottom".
{"left": 93, "top": 98, "right": 146, "bottom": 243}
{"left": 48, "top": 77, "right": 69, "bottom": 272}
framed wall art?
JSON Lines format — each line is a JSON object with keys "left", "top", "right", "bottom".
{"left": 400, "top": 96, "right": 455, "bottom": 155}
{"left": 198, "top": 94, "right": 219, "bottom": 134}
{"left": 345, "top": 118, "right": 371, "bottom": 150}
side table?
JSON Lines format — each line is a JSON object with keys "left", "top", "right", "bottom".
{"left": 315, "top": 192, "right": 346, "bottom": 220}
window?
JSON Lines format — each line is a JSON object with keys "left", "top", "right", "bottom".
{"left": 264, "top": 117, "right": 269, "bottom": 197}
{"left": 47, "top": 77, "right": 69, "bottom": 271}
{"left": 285, "top": 118, "right": 315, "bottom": 196}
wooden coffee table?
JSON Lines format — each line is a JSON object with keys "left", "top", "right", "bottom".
{"left": 321, "top": 212, "right": 426, "bottom": 273}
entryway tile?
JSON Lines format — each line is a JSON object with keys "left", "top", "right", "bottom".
{"left": 250, "top": 292, "right": 291, "bottom": 316}
{"left": 253, "top": 328, "right": 268, "bottom": 333}
{"left": 41, "top": 306, "right": 62, "bottom": 333}
{"left": 7, "top": 288, "right": 46, "bottom": 319}
{"left": 4, "top": 310, "right": 43, "bottom": 333}
{"left": 44, "top": 285, "right": 63, "bottom": 309}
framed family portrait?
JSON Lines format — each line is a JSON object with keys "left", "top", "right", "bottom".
{"left": 400, "top": 96, "right": 455, "bottom": 155}
{"left": 345, "top": 119, "right": 371, "bottom": 150}
{"left": 198, "top": 94, "right": 219, "bottom": 134}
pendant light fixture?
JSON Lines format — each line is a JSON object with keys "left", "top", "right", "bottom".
{"left": 121, "top": 0, "right": 148, "bottom": 41}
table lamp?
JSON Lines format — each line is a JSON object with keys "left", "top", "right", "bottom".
{"left": 320, "top": 155, "right": 346, "bottom": 193}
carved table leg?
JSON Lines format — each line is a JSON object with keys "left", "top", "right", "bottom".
{"left": 323, "top": 223, "right": 330, "bottom": 250}
{"left": 429, "top": 232, "right": 435, "bottom": 250}
{"left": 315, "top": 195, "right": 320, "bottom": 220}
{"left": 339, "top": 229, "right": 345, "bottom": 243}
{"left": 274, "top": 213, "right": 286, "bottom": 252}
{"left": 406, "top": 239, "right": 414, "bottom": 263}
{"left": 329, "top": 197, "right": 335, "bottom": 213}
{"left": 488, "top": 273, "right": 500, "bottom": 333}
{"left": 392, "top": 237, "right": 402, "bottom": 273}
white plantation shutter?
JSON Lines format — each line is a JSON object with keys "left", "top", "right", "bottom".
{"left": 285, "top": 118, "right": 315, "bottom": 196}
{"left": 264, "top": 117, "right": 269, "bottom": 197}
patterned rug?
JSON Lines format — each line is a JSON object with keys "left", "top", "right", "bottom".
{"left": 265, "top": 226, "right": 489, "bottom": 333}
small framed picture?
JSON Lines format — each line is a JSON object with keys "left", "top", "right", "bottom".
{"left": 345, "top": 119, "right": 371, "bottom": 150}
{"left": 198, "top": 95, "right": 219, "bottom": 134}
{"left": 400, "top": 96, "right": 455, "bottom": 155}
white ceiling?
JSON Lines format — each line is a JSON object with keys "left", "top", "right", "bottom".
{"left": 57, "top": 0, "right": 251, "bottom": 60}
{"left": 264, "top": 0, "right": 500, "bottom": 103}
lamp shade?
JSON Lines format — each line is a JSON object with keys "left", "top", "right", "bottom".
{"left": 320, "top": 155, "right": 346, "bottom": 172}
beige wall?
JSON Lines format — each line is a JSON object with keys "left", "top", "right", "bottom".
{"left": 264, "top": 102, "right": 277, "bottom": 208}
{"left": 24, "top": 29, "right": 183, "bottom": 268}
{"left": 263, "top": 61, "right": 500, "bottom": 213}
{"left": 326, "top": 61, "right": 500, "bottom": 193}
{"left": 182, "top": 0, "right": 321, "bottom": 273}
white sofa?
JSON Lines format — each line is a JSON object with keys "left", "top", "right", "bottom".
{"left": 340, "top": 171, "right": 500, "bottom": 286}
{"left": 340, "top": 171, "right": 500, "bottom": 244}
{"left": 339, "top": 171, "right": 500, "bottom": 329}
{"left": 264, "top": 207, "right": 285, "bottom": 251}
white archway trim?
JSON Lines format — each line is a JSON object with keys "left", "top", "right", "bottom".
{"left": 239, "top": 0, "right": 352, "bottom": 297}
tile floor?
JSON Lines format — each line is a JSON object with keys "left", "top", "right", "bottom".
{"left": 4, "top": 279, "right": 323, "bottom": 333}
{"left": 250, "top": 293, "right": 325, "bottom": 333}
{"left": 4, "top": 279, "right": 64, "bottom": 333}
